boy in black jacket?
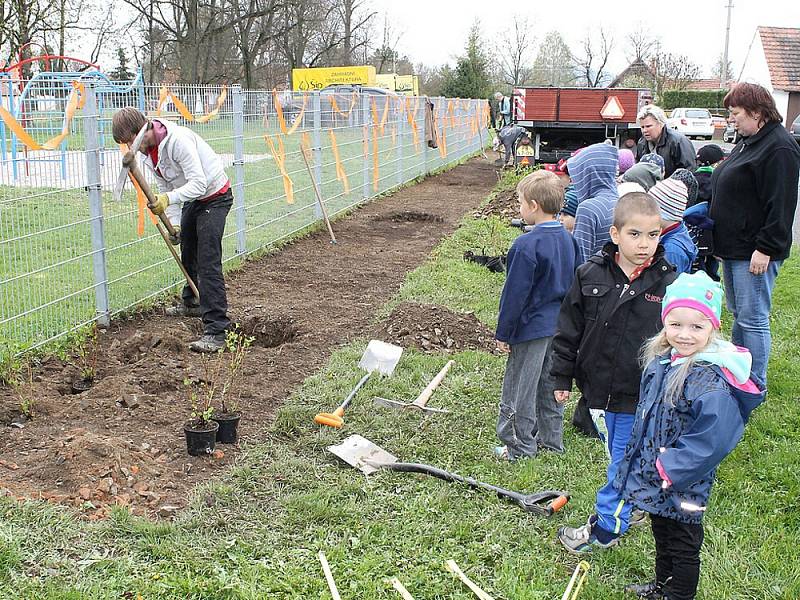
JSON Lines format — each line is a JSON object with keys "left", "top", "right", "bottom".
{"left": 551, "top": 192, "right": 677, "bottom": 554}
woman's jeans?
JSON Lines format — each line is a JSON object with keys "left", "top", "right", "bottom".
{"left": 722, "top": 259, "right": 782, "bottom": 385}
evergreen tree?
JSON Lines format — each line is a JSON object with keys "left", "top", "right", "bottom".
{"left": 441, "top": 22, "right": 493, "bottom": 99}
{"left": 111, "top": 48, "right": 135, "bottom": 81}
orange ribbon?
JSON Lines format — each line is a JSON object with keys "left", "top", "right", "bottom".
{"left": 329, "top": 92, "right": 358, "bottom": 118}
{"left": 119, "top": 143, "right": 158, "bottom": 236}
{"left": 372, "top": 128, "right": 380, "bottom": 191}
{"left": 328, "top": 130, "right": 350, "bottom": 193}
{"left": 404, "top": 97, "right": 421, "bottom": 153}
{"left": 272, "top": 90, "right": 306, "bottom": 135}
{"left": 0, "top": 81, "right": 85, "bottom": 150}
{"left": 371, "top": 97, "right": 390, "bottom": 136}
{"left": 264, "top": 134, "right": 294, "bottom": 204}
{"left": 156, "top": 86, "right": 227, "bottom": 123}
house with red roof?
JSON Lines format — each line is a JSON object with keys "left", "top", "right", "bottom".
{"left": 738, "top": 26, "right": 800, "bottom": 128}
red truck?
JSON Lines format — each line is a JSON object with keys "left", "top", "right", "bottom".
{"left": 512, "top": 87, "right": 653, "bottom": 163}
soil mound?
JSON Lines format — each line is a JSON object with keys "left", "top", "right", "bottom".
{"left": 375, "top": 303, "right": 498, "bottom": 355}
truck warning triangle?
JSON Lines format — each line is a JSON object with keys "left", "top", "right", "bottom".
{"left": 600, "top": 96, "right": 625, "bottom": 120}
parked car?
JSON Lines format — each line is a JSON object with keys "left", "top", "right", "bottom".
{"left": 667, "top": 108, "right": 715, "bottom": 140}
{"left": 282, "top": 85, "right": 397, "bottom": 128}
{"left": 723, "top": 121, "right": 738, "bottom": 144}
{"left": 791, "top": 113, "right": 800, "bottom": 145}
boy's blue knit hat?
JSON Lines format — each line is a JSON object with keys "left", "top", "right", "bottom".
{"left": 640, "top": 152, "right": 665, "bottom": 173}
{"left": 662, "top": 271, "right": 723, "bottom": 329}
{"left": 561, "top": 185, "right": 579, "bottom": 217}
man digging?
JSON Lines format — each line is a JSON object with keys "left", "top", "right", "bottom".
{"left": 112, "top": 107, "right": 232, "bottom": 353}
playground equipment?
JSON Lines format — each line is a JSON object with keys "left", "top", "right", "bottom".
{"left": 0, "top": 48, "right": 145, "bottom": 183}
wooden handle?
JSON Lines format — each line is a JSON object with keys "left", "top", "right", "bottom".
{"left": 300, "top": 141, "right": 337, "bottom": 244}
{"left": 445, "top": 560, "right": 494, "bottom": 600}
{"left": 412, "top": 360, "right": 454, "bottom": 408}
{"left": 126, "top": 156, "right": 200, "bottom": 301}
{"left": 389, "top": 577, "right": 415, "bottom": 600}
{"left": 319, "top": 551, "right": 342, "bottom": 600}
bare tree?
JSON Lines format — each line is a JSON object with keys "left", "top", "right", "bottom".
{"left": 576, "top": 26, "right": 613, "bottom": 87}
{"left": 498, "top": 14, "right": 535, "bottom": 87}
{"left": 334, "top": 0, "right": 375, "bottom": 66}
{"left": 712, "top": 53, "right": 734, "bottom": 83}
{"left": 371, "top": 13, "right": 402, "bottom": 73}
{"left": 653, "top": 50, "right": 701, "bottom": 98}
{"left": 626, "top": 28, "right": 659, "bottom": 63}
{"left": 530, "top": 30, "right": 575, "bottom": 87}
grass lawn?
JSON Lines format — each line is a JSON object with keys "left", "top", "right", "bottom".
{"left": 0, "top": 174, "right": 798, "bottom": 599}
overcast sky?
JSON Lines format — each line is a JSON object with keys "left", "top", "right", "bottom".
{"left": 370, "top": 0, "right": 800, "bottom": 79}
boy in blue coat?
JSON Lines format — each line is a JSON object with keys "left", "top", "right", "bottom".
{"left": 648, "top": 179, "right": 697, "bottom": 274}
{"left": 494, "top": 170, "right": 579, "bottom": 460}
{"left": 617, "top": 272, "right": 764, "bottom": 600}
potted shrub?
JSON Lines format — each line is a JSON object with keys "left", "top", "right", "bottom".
{"left": 183, "top": 374, "right": 219, "bottom": 456}
{"left": 72, "top": 325, "right": 98, "bottom": 394}
{"left": 212, "top": 328, "right": 254, "bottom": 444}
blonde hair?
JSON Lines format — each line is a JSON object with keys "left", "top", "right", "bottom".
{"left": 637, "top": 104, "right": 668, "bottom": 125}
{"left": 517, "top": 170, "right": 564, "bottom": 215}
{"left": 640, "top": 327, "right": 720, "bottom": 405}
{"left": 112, "top": 107, "right": 148, "bottom": 144}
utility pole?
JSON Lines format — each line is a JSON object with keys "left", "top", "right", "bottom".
{"left": 721, "top": 0, "right": 734, "bottom": 87}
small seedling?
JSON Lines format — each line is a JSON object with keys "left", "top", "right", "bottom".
{"left": 12, "top": 364, "right": 36, "bottom": 422}
{"left": 218, "top": 328, "right": 254, "bottom": 415}
{"left": 184, "top": 375, "right": 214, "bottom": 427}
{"left": 76, "top": 324, "right": 99, "bottom": 382}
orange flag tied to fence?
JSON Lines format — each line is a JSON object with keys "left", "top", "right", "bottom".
{"left": 155, "top": 86, "right": 227, "bottom": 123}
{"left": 272, "top": 90, "right": 307, "bottom": 135}
{"left": 0, "top": 81, "right": 85, "bottom": 150}
{"left": 404, "top": 97, "right": 421, "bottom": 153}
{"left": 265, "top": 134, "right": 294, "bottom": 204}
{"left": 328, "top": 130, "right": 350, "bottom": 194}
{"left": 118, "top": 143, "right": 158, "bottom": 236}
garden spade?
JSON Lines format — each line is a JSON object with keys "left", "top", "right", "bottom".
{"left": 113, "top": 121, "right": 199, "bottom": 301}
{"left": 373, "top": 360, "right": 454, "bottom": 414}
{"left": 313, "top": 340, "right": 403, "bottom": 428}
{"left": 327, "top": 434, "right": 570, "bottom": 516}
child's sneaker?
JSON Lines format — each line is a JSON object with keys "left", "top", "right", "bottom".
{"left": 629, "top": 508, "right": 648, "bottom": 527}
{"left": 492, "top": 445, "right": 511, "bottom": 461}
{"left": 623, "top": 580, "right": 665, "bottom": 598}
{"left": 557, "top": 516, "right": 619, "bottom": 555}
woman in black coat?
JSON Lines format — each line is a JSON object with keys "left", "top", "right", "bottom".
{"left": 710, "top": 82, "right": 800, "bottom": 385}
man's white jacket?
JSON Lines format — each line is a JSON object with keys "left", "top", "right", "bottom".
{"left": 142, "top": 119, "right": 228, "bottom": 225}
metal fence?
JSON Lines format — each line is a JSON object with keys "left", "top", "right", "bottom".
{"left": 0, "top": 75, "right": 488, "bottom": 357}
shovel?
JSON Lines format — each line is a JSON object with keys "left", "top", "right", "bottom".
{"left": 314, "top": 340, "right": 403, "bottom": 428}
{"left": 374, "top": 360, "right": 453, "bottom": 414}
{"left": 328, "top": 435, "right": 570, "bottom": 516}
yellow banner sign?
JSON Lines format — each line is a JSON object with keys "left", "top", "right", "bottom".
{"left": 292, "top": 66, "right": 376, "bottom": 91}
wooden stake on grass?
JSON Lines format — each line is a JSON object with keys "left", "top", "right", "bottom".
{"left": 445, "top": 560, "right": 494, "bottom": 600}
{"left": 389, "top": 577, "right": 415, "bottom": 600}
{"left": 300, "top": 139, "right": 337, "bottom": 244}
{"left": 318, "top": 551, "right": 342, "bottom": 600}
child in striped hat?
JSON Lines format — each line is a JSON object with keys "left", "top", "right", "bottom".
{"left": 648, "top": 179, "right": 697, "bottom": 274}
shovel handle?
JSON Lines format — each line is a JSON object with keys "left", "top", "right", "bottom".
{"left": 125, "top": 154, "right": 200, "bottom": 301}
{"left": 445, "top": 560, "right": 494, "bottom": 600}
{"left": 411, "top": 360, "right": 454, "bottom": 408}
{"left": 341, "top": 372, "right": 372, "bottom": 410}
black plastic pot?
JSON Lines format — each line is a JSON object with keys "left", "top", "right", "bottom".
{"left": 184, "top": 420, "right": 219, "bottom": 456}
{"left": 71, "top": 378, "right": 93, "bottom": 394}
{"left": 213, "top": 413, "right": 241, "bottom": 444}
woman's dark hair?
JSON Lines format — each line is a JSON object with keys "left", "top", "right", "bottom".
{"left": 723, "top": 83, "right": 783, "bottom": 124}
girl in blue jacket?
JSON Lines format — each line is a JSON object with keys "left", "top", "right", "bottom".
{"left": 615, "top": 271, "right": 764, "bottom": 600}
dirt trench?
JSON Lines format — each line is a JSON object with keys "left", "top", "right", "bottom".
{"left": 0, "top": 157, "right": 500, "bottom": 518}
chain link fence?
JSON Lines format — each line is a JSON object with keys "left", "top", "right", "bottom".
{"left": 0, "top": 76, "right": 488, "bottom": 359}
